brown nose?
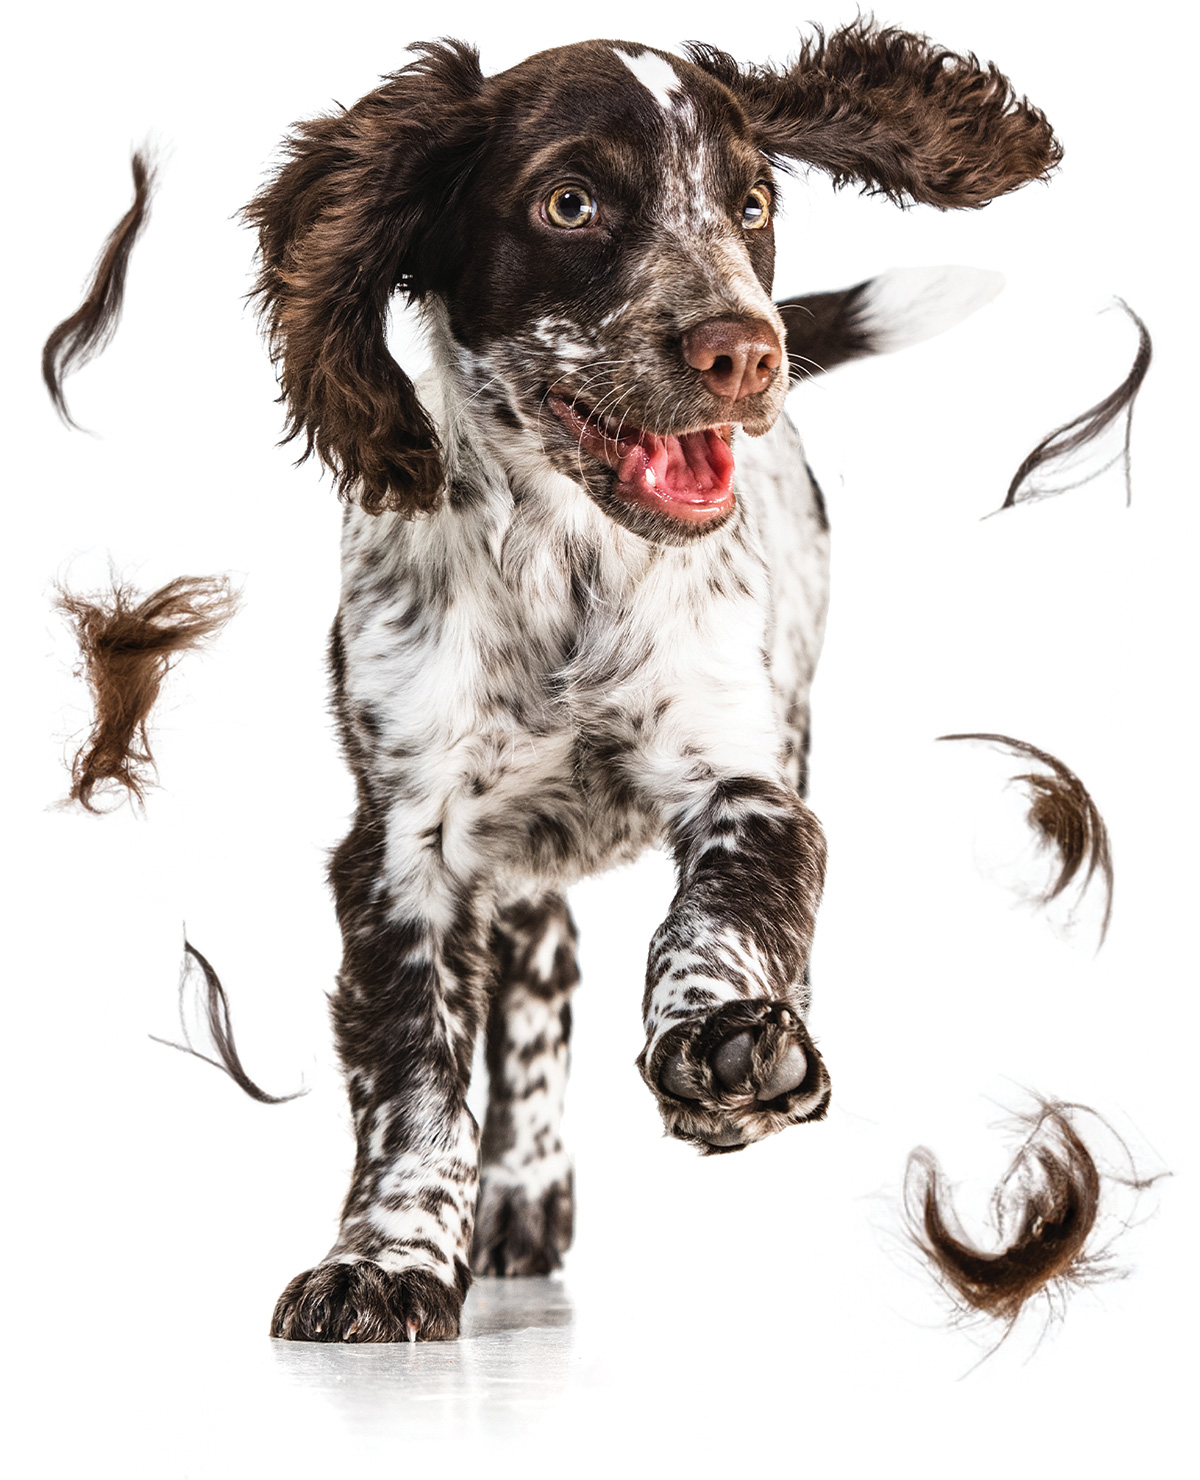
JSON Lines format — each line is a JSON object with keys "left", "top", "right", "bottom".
{"left": 681, "top": 317, "right": 783, "bottom": 401}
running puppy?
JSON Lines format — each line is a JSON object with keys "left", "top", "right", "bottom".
{"left": 247, "top": 25, "right": 1060, "bottom": 1343}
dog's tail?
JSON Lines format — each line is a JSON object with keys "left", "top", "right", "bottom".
{"left": 778, "top": 266, "right": 1003, "bottom": 379}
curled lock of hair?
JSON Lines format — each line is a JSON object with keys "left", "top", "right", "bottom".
{"left": 905, "top": 1098, "right": 1163, "bottom": 1336}
{"left": 939, "top": 733, "right": 1113, "bottom": 945}
{"left": 55, "top": 574, "right": 239, "bottom": 812}
{"left": 686, "top": 20, "right": 1062, "bottom": 209}
{"left": 998, "top": 299, "right": 1152, "bottom": 511}
{"left": 244, "top": 41, "right": 486, "bottom": 515}
{"left": 42, "top": 150, "right": 158, "bottom": 429}
{"left": 150, "top": 940, "right": 305, "bottom": 1104}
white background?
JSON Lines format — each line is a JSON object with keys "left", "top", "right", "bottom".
{"left": 4, "top": 0, "right": 1196, "bottom": 1474}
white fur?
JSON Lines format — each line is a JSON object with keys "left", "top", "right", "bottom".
{"left": 859, "top": 265, "right": 1005, "bottom": 353}
{"left": 613, "top": 47, "right": 682, "bottom": 110}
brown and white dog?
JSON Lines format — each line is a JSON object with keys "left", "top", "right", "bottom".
{"left": 245, "top": 24, "right": 1059, "bottom": 1343}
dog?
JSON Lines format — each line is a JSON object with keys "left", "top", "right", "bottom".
{"left": 245, "top": 24, "right": 1060, "bottom": 1343}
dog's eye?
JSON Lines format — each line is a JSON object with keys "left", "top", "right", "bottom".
{"left": 742, "top": 186, "right": 772, "bottom": 231}
{"left": 545, "top": 186, "right": 598, "bottom": 230}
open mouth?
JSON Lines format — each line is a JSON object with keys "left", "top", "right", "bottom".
{"left": 547, "top": 390, "right": 735, "bottom": 524}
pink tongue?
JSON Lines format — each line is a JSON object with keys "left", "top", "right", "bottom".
{"left": 617, "top": 429, "right": 735, "bottom": 505}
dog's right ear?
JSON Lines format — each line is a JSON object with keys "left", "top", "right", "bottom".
{"left": 245, "top": 42, "right": 485, "bottom": 515}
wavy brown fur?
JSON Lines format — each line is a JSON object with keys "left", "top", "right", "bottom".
{"left": 151, "top": 941, "right": 304, "bottom": 1104}
{"left": 1000, "top": 300, "right": 1152, "bottom": 510}
{"left": 244, "top": 42, "right": 486, "bottom": 515}
{"left": 42, "top": 151, "right": 157, "bottom": 429}
{"left": 55, "top": 575, "right": 238, "bottom": 811}
{"left": 686, "top": 20, "right": 1062, "bottom": 209}
{"left": 905, "top": 1101, "right": 1105, "bottom": 1327}
{"left": 939, "top": 733, "right": 1114, "bottom": 945}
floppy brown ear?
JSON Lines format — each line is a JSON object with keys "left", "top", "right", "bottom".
{"left": 687, "top": 22, "right": 1061, "bottom": 209}
{"left": 245, "top": 41, "right": 485, "bottom": 515}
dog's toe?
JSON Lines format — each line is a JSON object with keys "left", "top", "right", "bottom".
{"left": 757, "top": 1042, "right": 808, "bottom": 1100}
{"left": 660, "top": 1051, "right": 697, "bottom": 1099}
{"left": 713, "top": 1030, "right": 755, "bottom": 1089}
{"left": 471, "top": 1171, "right": 574, "bottom": 1277}
{"left": 271, "top": 1261, "right": 464, "bottom": 1343}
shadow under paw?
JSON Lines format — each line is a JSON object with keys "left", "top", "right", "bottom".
{"left": 645, "top": 999, "right": 831, "bottom": 1153}
{"left": 271, "top": 1259, "right": 467, "bottom": 1343}
{"left": 471, "top": 1172, "right": 574, "bottom": 1277}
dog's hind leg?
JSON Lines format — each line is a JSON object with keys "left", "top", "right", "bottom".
{"left": 472, "top": 892, "right": 577, "bottom": 1277}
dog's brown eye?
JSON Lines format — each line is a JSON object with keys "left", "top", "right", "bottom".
{"left": 742, "top": 186, "right": 772, "bottom": 231}
{"left": 545, "top": 186, "right": 598, "bottom": 229}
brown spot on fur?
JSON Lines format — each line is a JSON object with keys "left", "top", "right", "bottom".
{"left": 998, "top": 299, "right": 1151, "bottom": 511}
{"left": 55, "top": 574, "right": 238, "bottom": 811}
{"left": 939, "top": 733, "right": 1113, "bottom": 945}
{"left": 42, "top": 151, "right": 157, "bottom": 429}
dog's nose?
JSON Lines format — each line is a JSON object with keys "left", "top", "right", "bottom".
{"left": 681, "top": 317, "right": 783, "bottom": 401}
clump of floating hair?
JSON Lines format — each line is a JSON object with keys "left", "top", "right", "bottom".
{"left": 997, "top": 298, "right": 1151, "bottom": 512}
{"left": 55, "top": 574, "right": 239, "bottom": 812}
{"left": 904, "top": 1099, "right": 1161, "bottom": 1342}
{"left": 938, "top": 733, "right": 1113, "bottom": 946}
{"left": 151, "top": 940, "right": 304, "bottom": 1104}
{"left": 42, "top": 150, "right": 158, "bottom": 429}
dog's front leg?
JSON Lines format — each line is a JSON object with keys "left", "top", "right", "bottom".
{"left": 638, "top": 776, "right": 832, "bottom": 1151}
{"left": 271, "top": 807, "right": 489, "bottom": 1343}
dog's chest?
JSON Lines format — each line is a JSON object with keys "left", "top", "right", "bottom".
{"left": 339, "top": 497, "right": 780, "bottom": 882}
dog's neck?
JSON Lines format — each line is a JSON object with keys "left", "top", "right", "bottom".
{"left": 417, "top": 299, "right": 667, "bottom": 588}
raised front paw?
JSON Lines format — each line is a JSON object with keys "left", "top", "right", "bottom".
{"left": 643, "top": 999, "right": 831, "bottom": 1153}
{"left": 471, "top": 1169, "right": 574, "bottom": 1277}
{"left": 271, "top": 1260, "right": 467, "bottom": 1343}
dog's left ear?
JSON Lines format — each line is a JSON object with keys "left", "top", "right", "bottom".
{"left": 687, "top": 22, "right": 1061, "bottom": 208}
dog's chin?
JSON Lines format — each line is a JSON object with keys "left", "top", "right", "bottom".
{"left": 545, "top": 389, "right": 751, "bottom": 546}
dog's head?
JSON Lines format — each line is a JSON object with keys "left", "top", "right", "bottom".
{"left": 247, "top": 26, "right": 1060, "bottom": 542}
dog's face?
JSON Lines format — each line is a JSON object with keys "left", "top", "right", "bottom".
{"left": 437, "top": 43, "right": 787, "bottom": 543}
{"left": 247, "top": 27, "right": 1060, "bottom": 529}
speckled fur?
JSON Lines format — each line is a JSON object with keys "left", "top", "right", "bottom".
{"left": 252, "top": 31, "right": 1060, "bottom": 1342}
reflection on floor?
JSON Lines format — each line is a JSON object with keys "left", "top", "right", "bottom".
{"left": 271, "top": 1278, "right": 585, "bottom": 1437}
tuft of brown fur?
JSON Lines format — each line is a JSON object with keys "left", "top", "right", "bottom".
{"left": 687, "top": 20, "right": 1062, "bottom": 209}
{"left": 151, "top": 941, "right": 304, "bottom": 1104}
{"left": 905, "top": 1101, "right": 1103, "bottom": 1327}
{"left": 55, "top": 575, "right": 238, "bottom": 812}
{"left": 939, "top": 733, "right": 1114, "bottom": 945}
{"left": 999, "top": 299, "right": 1152, "bottom": 511}
{"left": 42, "top": 151, "right": 158, "bottom": 429}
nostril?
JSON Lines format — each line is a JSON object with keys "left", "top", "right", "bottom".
{"left": 681, "top": 317, "right": 782, "bottom": 402}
